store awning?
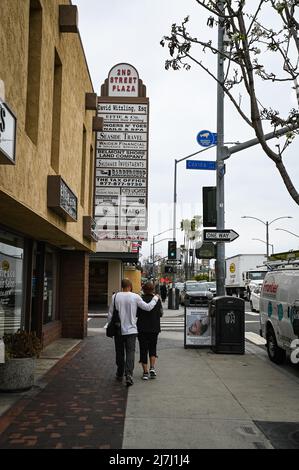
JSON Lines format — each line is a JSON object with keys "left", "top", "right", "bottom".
{"left": 90, "top": 252, "right": 139, "bottom": 263}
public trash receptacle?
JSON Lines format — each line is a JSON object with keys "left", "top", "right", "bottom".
{"left": 168, "top": 288, "right": 180, "bottom": 310}
{"left": 209, "top": 296, "right": 245, "bottom": 354}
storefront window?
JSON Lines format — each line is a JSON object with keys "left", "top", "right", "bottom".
{"left": 0, "top": 230, "right": 24, "bottom": 336}
{"left": 43, "top": 249, "right": 57, "bottom": 324}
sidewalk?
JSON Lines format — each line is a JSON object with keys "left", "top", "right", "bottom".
{"left": 0, "top": 312, "right": 299, "bottom": 449}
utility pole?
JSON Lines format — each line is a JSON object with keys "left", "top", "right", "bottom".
{"left": 216, "top": 0, "right": 226, "bottom": 296}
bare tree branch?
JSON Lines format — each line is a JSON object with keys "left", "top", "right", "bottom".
{"left": 161, "top": 0, "right": 299, "bottom": 205}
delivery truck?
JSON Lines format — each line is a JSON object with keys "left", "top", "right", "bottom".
{"left": 225, "top": 254, "right": 267, "bottom": 299}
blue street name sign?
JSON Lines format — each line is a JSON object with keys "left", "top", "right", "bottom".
{"left": 186, "top": 160, "right": 216, "bottom": 171}
{"left": 197, "top": 130, "right": 218, "bottom": 147}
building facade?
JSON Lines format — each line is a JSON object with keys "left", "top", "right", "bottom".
{"left": 0, "top": 0, "right": 100, "bottom": 346}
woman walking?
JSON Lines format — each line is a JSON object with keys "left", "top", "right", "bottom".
{"left": 137, "top": 281, "right": 163, "bottom": 380}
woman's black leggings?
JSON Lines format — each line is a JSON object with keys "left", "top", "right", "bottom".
{"left": 138, "top": 332, "right": 159, "bottom": 364}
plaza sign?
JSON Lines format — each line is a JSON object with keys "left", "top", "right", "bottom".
{"left": 108, "top": 64, "right": 139, "bottom": 97}
{"left": 0, "top": 100, "right": 16, "bottom": 165}
{"left": 96, "top": 64, "right": 149, "bottom": 241}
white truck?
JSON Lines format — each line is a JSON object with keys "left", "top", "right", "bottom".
{"left": 225, "top": 254, "right": 267, "bottom": 299}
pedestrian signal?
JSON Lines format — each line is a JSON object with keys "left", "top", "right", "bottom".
{"left": 165, "top": 266, "right": 174, "bottom": 274}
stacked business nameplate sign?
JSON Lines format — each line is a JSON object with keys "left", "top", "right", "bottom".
{"left": 96, "top": 64, "right": 149, "bottom": 241}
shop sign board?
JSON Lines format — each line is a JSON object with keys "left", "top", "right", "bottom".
{"left": 97, "top": 230, "right": 148, "bottom": 241}
{"left": 0, "top": 100, "right": 16, "bottom": 165}
{"left": 47, "top": 176, "right": 78, "bottom": 222}
{"left": 185, "top": 306, "right": 211, "bottom": 348}
{"left": 96, "top": 64, "right": 149, "bottom": 240}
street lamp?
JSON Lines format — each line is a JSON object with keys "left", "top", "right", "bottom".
{"left": 242, "top": 216, "right": 293, "bottom": 259}
{"left": 173, "top": 147, "right": 216, "bottom": 275}
{"left": 275, "top": 228, "right": 299, "bottom": 240}
{"left": 151, "top": 237, "right": 173, "bottom": 278}
{"left": 252, "top": 238, "right": 274, "bottom": 255}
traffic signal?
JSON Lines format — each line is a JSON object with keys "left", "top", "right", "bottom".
{"left": 203, "top": 187, "right": 217, "bottom": 227}
{"left": 168, "top": 241, "right": 177, "bottom": 260}
{"left": 195, "top": 242, "right": 217, "bottom": 260}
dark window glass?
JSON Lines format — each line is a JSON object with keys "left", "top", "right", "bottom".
{"left": 43, "top": 250, "right": 57, "bottom": 324}
{"left": 0, "top": 230, "right": 24, "bottom": 335}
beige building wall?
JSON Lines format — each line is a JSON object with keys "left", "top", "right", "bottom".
{"left": 0, "top": 0, "right": 96, "bottom": 250}
{"left": 107, "top": 260, "right": 122, "bottom": 305}
{"left": 124, "top": 269, "right": 142, "bottom": 294}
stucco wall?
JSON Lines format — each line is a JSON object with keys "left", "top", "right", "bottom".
{"left": 107, "top": 260, "right": 122, "bottom": 305}
{"left": 0, "top": 0, "right": 96, "bottom": 250}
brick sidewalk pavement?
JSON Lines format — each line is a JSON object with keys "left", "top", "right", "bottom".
{"left": 0, "top": 335, "right": 128, "bottom": 449}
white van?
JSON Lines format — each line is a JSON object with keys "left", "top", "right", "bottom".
{"left": 260, "top": 264, "right": 299, "bottom": 364}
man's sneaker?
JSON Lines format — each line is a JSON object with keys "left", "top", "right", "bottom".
{"left": 126, "top": 375, "right": 134, "bottom": 387}
{"left": 149, "top": 368, "right": 157, "bottom": 379}
{"left": 142, "top": 372, "right": 149, "bottom": 381}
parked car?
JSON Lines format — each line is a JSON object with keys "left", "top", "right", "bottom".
{"left": 180, "top": 282, "right": 213, "bottom": 307}
{"left": 206, "top": 282, "right": 216, "bottom": 296}
{"left": 250, "top": 284, "right": 261, "bottom": 312}
{"left": 260, "top": 264, "right": 299, "bottom": 364}
{"left": 174, "top": 282, "right": 184, "bottom": 303}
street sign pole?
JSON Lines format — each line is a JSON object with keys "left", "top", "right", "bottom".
{"left": 216, "top": 0, "right": 226, "bottom": 296}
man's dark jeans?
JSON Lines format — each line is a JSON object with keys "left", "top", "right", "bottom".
{"left": 114, "top": 334, "right": 137, "bottom": 377}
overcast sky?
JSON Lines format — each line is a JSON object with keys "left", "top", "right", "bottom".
{"left": 75, "top": 0, "right": 299, "bottom": 261}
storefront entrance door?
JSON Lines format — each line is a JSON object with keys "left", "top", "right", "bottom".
{"left": 88, "top": 262, "right": 108, "bottom": 312}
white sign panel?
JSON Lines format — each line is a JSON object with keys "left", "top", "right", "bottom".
{"left": 95, "top": 187, "right": 121, "bottom": 196}
{"left": 122, "top": 188, "right": 147, "bottom": 197}
{"left": 97, "top": 159, "right": 146, "bottom": 169}
{"left": 108, "top": 64, "right": 139, "bottom": 97}
{"left": 97, "top": 141, "right": 147, "bottom": 151}
{"left": 0, "top": 100, "right": 16, "bottom": 164}
{"left": 96, "top": 168, "right": 147, "bottom": 178}
{"left": 102, "top": 123, "right": 147, "bottom": 133}
{"left": 96, "top": 177, "right": 147, "bottom": 187}
{"left": 97, "top": 149, "right": 147, "bottom": 160}
{"left": 98, "top": 103, "right": 147, "bottom": 114}
{"left": 97, "top": 231, "right": 148, "bottom": 241}
{"left": 99, "top": 113, "right": 148, "bottom": 123}
{"left": 185, "top": 307, "right": 211, "bottom": 347}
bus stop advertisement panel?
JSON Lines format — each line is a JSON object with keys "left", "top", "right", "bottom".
{"left": 184, "top": 305, "right": 212, "bottom": 349}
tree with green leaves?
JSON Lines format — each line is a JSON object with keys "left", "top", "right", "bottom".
{"left": 161, "top": 0, "right": 299, "bottom": 204}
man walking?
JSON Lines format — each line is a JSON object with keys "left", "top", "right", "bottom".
{"left": 108, "top": 279, "right": 160, "bottom": 386}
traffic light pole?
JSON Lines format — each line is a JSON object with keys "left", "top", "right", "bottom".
{"left": 216, "top": 0, "right": 226, "bottom": 296}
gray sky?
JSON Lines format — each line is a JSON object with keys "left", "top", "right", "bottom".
{"left": 75, "top": 0, "right": 299, "bottom": 261}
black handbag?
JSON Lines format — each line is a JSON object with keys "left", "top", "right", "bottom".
{"left": 106, "top": 294, "right": 121, "bottom": 338}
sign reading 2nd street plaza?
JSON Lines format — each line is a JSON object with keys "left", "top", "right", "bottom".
{"left": 108, "top": 64, "right": 139, "bottom": 97}
{"left": 0, "top": 100, "right": 16, "bottom": 165}
{"left": 96, "top": 64, "right": 149, "bottom": 240}
{"left": 203, "top": 229, "right": 239, "bottom": 243}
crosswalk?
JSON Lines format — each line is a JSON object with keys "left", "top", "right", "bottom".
{"left": 160, "top": 314, "right": 266, "bottom": 348}
{"left": 88, "top": 312, "right": 265, "bottom": 347}
{"left": 161, "top": 318, "right": 184, "bottom": 332}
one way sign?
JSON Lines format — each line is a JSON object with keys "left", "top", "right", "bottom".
{"left": 203, "top": 229, "right": 239, "bottom": 243}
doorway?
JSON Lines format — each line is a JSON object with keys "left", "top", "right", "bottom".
{"left": 88, "top": 261, "right": 108, "bottom": 312}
